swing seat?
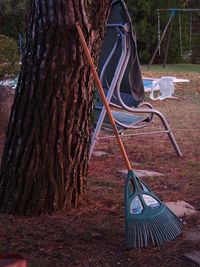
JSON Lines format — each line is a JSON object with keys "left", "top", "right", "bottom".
{"left": 90, "top": 0, "right": 182, "bottom": 158}
{"left": 182, "top": 51, "right": 192, "bottom": 60}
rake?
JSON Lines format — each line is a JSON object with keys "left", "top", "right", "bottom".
{"left": 76, "top": 22, "right": 183, "bottom": 248}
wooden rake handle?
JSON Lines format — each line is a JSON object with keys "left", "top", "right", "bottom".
{"left": 76, "top": 22, "right": 132, "bottom": 171}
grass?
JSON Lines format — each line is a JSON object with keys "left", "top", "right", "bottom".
{"left": 142, "top": 64, "right": 200, "bottom": 73}
{"left": 0, "top": 35, "right": 21, "bottom": 79}
{"left": 0, "top": 66, "right": 200, "bottom": 266}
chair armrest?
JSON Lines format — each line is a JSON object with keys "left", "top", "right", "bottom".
{"left": 138, "top": 102, "right": 154, "bottom": 109}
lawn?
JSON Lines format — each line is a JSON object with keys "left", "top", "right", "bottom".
{"left": 0, "top": 65, "right": 200, "bottom": 266}
{"left": 142, "top": 64, "right": 200, "bottom": 73}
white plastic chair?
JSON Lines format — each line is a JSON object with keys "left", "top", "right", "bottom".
{"left": 150, "top": 76, "right": 176, "bottom": 100}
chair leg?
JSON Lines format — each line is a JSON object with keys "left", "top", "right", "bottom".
{"left": 89, "top": 106, "right": 107, "bottom": 159}
{"left": 154, "top": 110, "right": 182, "bottom": 157}
{"left": 167, "top": 130, "right": 182, "bottom": 157}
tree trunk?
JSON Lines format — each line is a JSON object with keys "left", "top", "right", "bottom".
{"left": 0, "top": 0, "right": 111, "bottom": 215}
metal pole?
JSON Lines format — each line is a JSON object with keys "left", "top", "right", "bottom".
{"left": 158, "top": 10, "right": 161, "bottom": 55}
{"left": 189, "top": 12, "right": 193, "bottom": 54}
{"left": 163, "top": 16, "right": 174, "bottom": 68}
{"left": 179, "top": 11, "right": 183, "bottom": 57}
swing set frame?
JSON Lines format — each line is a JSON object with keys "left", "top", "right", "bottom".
{"left": 149, "top": 8, "right": 200, "bottom": 68}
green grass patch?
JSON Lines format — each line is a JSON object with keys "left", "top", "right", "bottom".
{"left": 0, "top": 35, "right": 21, "bottom": 79}
{"left": 142, "top": 64, "right": 200, "bottom": 73}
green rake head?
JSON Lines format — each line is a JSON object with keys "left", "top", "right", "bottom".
{"left": 124, "top": 170, "right": 183, "bottom": 248}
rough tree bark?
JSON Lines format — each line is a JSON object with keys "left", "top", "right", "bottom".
{"left": 0, "top": 0, "right": 111, "bottom": 215}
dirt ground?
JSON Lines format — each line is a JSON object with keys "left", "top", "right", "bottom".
{"left": 0, "top": 69, "right": 200, "bottom": 266}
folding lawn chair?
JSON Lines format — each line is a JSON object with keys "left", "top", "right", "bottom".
{"left": 89, "top": 0, "right": 182, "bottom": 158}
